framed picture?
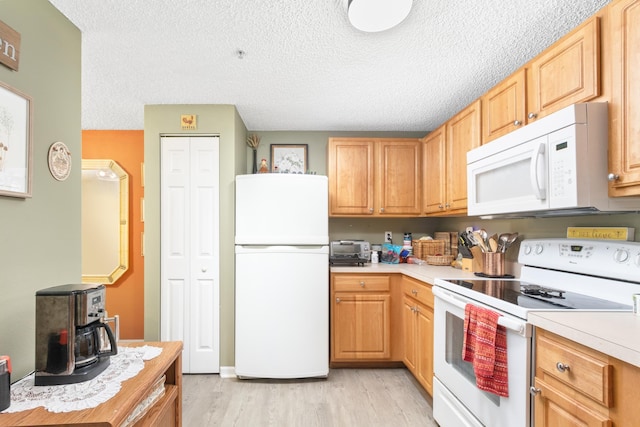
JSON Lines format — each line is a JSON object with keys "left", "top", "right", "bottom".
{"left": 270, "top": 144, "right": 308, "bottom": 174}
{"left": 0, "top": 81, "right": 32, "bottom": 198}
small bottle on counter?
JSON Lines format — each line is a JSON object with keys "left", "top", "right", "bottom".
{"left": 371, "top": 251, "right": 379, "bottom": 264}
{"left": 403, "top": 233, "right": 413, "bottom": 256}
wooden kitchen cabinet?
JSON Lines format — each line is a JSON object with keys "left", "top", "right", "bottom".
{"left": 327, "top": 138, "right": 421, "bottom": 217}
{"left": 421, "top": 100, "right": 480, "bottom": 216}
{"left": 377, "top": 139, "right": 421, "bottom": 215}
{"left": 327, "top": 138, "right": 375, "bottom": 215}
{"left": 532, "top": 328, "right": 640, "bottom": 427}
{"left": 330, "top": 274, "right": 392, "bottom": 361}
{"left": 444, "top": 99, "right": 481, "bottom": 214}
{"left": 481, "top": 16, "right": 600, "bottom": 144}
{"left": 401, "top": 275, "right": 434, "bottom": 395}
{"left": 607, "top": 0, "right": 640, "bottom": 196}
{"left": 526, "top": 16, "right": 600, "bottom": 124}
{"left": 481, "top": 68, "right": 527, "bottom": 144}
{"left": 421, "top": 124, "right": 446, "bottom": 214}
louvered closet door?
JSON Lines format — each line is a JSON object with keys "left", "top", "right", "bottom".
{"left": 161, "top": 135, "right": 220, "bottom": 373}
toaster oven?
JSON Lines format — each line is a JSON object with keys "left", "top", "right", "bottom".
{"left": 329, "top": 240, "right": 370, "bottom": 265}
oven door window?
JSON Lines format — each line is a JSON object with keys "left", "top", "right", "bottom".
{"left": 445, "top": 311, "right": 500, "bottom": 405}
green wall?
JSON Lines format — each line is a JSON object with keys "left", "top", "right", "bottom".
{"left": 0, "top": 1, "right": 81, "bottom": 380}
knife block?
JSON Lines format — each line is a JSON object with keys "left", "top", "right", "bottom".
{"left": 470, "top": 246, "right": 484, "bottom": 272}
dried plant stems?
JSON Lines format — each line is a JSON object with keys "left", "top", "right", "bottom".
{"left": 246, "top": 134, "right": 261, "bottom": 149}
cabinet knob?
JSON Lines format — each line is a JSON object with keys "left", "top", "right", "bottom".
{"left": 359, "top": 281, "right": 365, "bottom": 287}
{"left": 201, "top": 268, "right": 207, "bottom": 272}
{"left": 608, "top": 173, "right": 620, "bottom": 182}
{"left": 445, "top": 203, "right": 450, "bottom": 208}
{"left": 369, "top": 208, "right": 374, "bottom": 213}
{"left": 528, "top": 112, "right": 538, "bottom": 119}
{"left": 411, "top": 306, "right": 416, "bottom": 313}
{"left": 513, "top": 120, "right": 522, "bottom": 126}
{"left": 438, "top": 204, "right": 443, "bottom": 209}
{"left": 411, "top": 289, "right": 418, "bottom": 295}
{"left": 529, "top": 386, "right": 541, "bottom": 396}
{"left": 336, "top": 297, "right": 341, "bottom": 303}
{"left": 556, "top": 362, "right": 570, "bottom": 373}
{"left": 380, "top": 207, "right": 385, "bottom": 213}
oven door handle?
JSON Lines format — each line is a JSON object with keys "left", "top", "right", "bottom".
{"left": 433, "top": 286, "right": 530, "bottom": 338}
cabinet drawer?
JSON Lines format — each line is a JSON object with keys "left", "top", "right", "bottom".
{"left": 401, "top": 276, "right": 433, "bottom": 308}
{"left": 534, "top": 377, "right": 612, "bottom": 427}
{"left": 333, "top": 275, "right": 390, "bottom": 292}
{"left": 536, "top": 333, "right": 612, "bottom": 407}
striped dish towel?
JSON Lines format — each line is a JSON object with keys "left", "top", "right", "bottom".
{"left": 462, "top": 303, "right": 509, "bottom": 397}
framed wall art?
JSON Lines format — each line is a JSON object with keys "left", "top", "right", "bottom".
{"left": 270, "top": 144, "right": 308, "bottom": 174}
{"left": 0, "top": 81, "right": 32, "bottom": 198}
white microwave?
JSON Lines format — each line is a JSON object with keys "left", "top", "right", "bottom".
{"left": 467, "top": 103, "right": 640, "bottom": 217}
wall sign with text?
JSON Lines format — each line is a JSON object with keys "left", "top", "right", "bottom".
{"left": 0, "top": 20, "right": 20, "bottom": 71}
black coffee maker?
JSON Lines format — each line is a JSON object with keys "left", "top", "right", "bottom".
{"left": 35, "top": 284, "right": 118, "bottom": 386}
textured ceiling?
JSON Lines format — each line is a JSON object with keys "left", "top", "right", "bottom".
{"left": 48, "top": 0, "right": 610, "bottom": 131}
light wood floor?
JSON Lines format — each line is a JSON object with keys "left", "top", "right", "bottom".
{"left": 183, "top": 368, "right": 439, "bottom": 426}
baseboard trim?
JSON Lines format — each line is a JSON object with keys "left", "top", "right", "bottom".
{"left": 219, "top": 366, "right": 237, "bottom": 379}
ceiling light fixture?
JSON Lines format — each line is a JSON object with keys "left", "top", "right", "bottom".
{"left": 347, "top": 0, "right": 413, "bottom": 33}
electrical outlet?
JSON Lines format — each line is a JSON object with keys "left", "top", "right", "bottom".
{"left": 385, "top": 231, "right": 392, "bottom": 243}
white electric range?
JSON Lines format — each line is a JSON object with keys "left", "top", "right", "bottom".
{"left": 432, "top": 238, "right": 640, "bottom": 427}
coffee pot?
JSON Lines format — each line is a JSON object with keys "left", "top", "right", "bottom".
{"left": 34, "top": 284, "right": 118, "bottom": 386}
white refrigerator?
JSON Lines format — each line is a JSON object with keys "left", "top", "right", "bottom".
{"left": 235, "top": 174, "right": 329, "bottom": 379}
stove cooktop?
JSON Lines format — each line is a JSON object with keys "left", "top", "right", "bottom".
{"left": 447, "top": 279, "right": 633, "bottom": 311}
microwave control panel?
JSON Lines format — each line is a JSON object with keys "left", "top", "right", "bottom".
{"left": 547, "top": 124, "right": 579, "bottom": 207}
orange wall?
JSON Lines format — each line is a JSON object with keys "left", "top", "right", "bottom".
{"left": 82, "top": 130, "right": 144, "bottom": 339}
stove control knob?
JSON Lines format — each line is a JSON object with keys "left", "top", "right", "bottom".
{"left": 613, "top": 248, "right": 630, "bottom": 263}
{"left": 535, "top": 244, "right": 544, "bottom": 255}
{"left": 523, "top": 245, "right": 532, "bottom": 255}
{"left": 635, "top": 252, "right": 640, "bottom": 267}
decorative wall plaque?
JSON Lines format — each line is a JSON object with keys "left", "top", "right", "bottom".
{"left": 48, "top": 141, "right": 72, "bottom": 181}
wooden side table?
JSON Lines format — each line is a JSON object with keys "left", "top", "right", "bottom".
{"left": 0, "top": 341, "right": 183, "bottom": 426}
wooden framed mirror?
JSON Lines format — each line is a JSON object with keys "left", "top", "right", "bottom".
{"left": 81, "top": 159, "right": 129, "bottom": 284}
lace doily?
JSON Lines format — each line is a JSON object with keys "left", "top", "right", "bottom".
{"left": 2, "top": 345, "right": 162, "bottom": 414}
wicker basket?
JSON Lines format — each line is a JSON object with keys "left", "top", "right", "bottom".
{"left": 411, "top": 240, "right": 446, "bottom": 260}
{"left": 426, "top": 254, "right": 455, "bottom": 266}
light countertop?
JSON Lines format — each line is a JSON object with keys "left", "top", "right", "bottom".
{"left": 330, "top": 263, "right": 477, "bottom": 284}
{"left": 529, "top": 311, "right": 640, "bottom": 368}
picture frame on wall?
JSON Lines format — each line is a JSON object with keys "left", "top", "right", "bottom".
{"left": 0, "top": 81, "right": 33, "bottom": 198}
{"left": 270, "top": 144, "right": 308, "bottom": 174}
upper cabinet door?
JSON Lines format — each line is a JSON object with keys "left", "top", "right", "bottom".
{"left": 446, "top": 99, "right": 481, "bottom": 213}
{"left": 377, "top": 140, "right": 421, "bottom": 215}
{"left": 482, "top": 69, "right": 527, "bottom": 144}
{"left": 608, "top": 0, "right": 640, "bottom": 197}
{"left": 328, "top": 138, "right": 375, "bottom": 215}
{"left": 421, "top": 125, "right": 446, "bottom": 214}
{"left": 527, "top": 16, "right": 600, "bottom": 122}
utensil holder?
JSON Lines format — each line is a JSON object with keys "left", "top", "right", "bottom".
{"left": 482, "top": 252, "right": 505, "bottom": 276}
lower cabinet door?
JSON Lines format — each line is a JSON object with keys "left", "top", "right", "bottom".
{"left": 332, "top": 293, "right": 391, "bottom": 360}
{"left": 533, "top": 378, "right": 611, "bottom": 427}
{"left": 415, "top": 304, "right": 434, "bottom": 395}
{"left": 402, "top": 297, "right": 417, "bottom": 372}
